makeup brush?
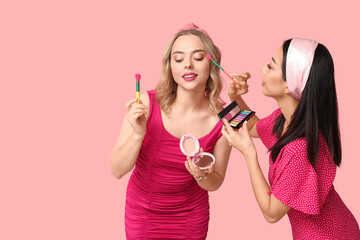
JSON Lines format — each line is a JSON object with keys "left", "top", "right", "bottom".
{"left": 206, "top": 54, "right": 236, "bottom": 83}
{"left": 135, "top": 73, "right": 141, "bottom": 104}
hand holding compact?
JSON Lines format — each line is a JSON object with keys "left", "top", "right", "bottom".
{"left": 185, "top": 154, "right": 213, "bottom": 181}
{"left": 180, "top": 134, "right": 215, "bottom": 181}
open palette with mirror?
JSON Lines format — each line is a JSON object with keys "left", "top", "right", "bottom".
{"left": 180, "top": 134, "right": 215, "bottom": 170}
{"left": 217, "top": 100, "right": 255, "bottom": 129}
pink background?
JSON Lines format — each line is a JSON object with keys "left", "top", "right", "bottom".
{"left": 1, "top": 0, "right": 359, "bottom": 239}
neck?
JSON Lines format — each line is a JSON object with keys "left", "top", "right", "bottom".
{"left": 172, "top": 86, "right": 208, "bottom": 113}
{"left": 276, "top": 94, "right": 299, "bottom": 124}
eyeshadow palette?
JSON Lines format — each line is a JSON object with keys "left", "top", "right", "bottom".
{"left": 217, "top": 101, "right": 255, "bottom": 129}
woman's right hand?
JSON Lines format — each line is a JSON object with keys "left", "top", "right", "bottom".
{"left": 125, "top": 98, "right": 148, "bottom": 138}
{"left": 228, "top": 72, "right": 251, "bottom": 101}
{"left": 221, "top": 119, "right": 256, "bottom": 159}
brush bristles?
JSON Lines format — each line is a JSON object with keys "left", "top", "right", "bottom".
{"left": 206, "top": 54, "right": 212, "bottom": 60}
{"left": 135, "top": 73, "right": 141, "bottom": 82}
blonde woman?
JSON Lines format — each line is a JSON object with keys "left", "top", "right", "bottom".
{"left": 110, "top": 23, "right": 237, "bottom": 239}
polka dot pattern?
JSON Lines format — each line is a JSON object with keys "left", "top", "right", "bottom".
{"left": 257, "top": 109, "right": 360, "bottom": 239}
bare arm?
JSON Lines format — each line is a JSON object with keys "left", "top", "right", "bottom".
{"left": 221, "top": 120, "right": 291, "bottom": 223}
{"left": 244, "top": 150, "right": 291, "bottom": 223}
{"left": 110, "top": 93, "right": 149, "bottom": 179}
{"left": 185, "top": 135, "right": 231, "bottom": 191}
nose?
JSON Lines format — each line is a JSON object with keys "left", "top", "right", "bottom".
{"left": 184, "top": 57, "right": 193, "bottom": 69}
{"left": 261, "top": 65, "right": 267, "bottom": 74}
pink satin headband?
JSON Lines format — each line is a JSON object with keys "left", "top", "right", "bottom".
{"left": 178, "top": 23, "right": 211, "bottom": 39}
{"left": 286, "top": 38, "right": 319, "bottom": 100}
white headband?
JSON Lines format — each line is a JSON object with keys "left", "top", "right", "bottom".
{"left": 286, "top": 38, "right": 319, "bottom": 100}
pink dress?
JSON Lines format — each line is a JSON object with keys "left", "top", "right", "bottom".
{"left": 125, "top": 90, "right": 223, "bottom": 239}
{"left": 257, "top": 109, "right": 360, "bottom": 239}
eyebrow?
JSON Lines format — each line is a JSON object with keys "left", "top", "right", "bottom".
{"left": 272, "top": 57, "right": 277, "bottom": 64}
{"left": 172, "top": 49, "right": 206, "bottom": 55}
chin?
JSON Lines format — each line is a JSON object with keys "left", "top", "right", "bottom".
{"left": 262, "top": 88, "right": 269, "bottom": 96}
{"left": 262, "top": 90, "right": 274, "bottom": 98}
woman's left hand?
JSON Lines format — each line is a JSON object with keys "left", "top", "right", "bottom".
{"left": 185, "top": 154, "right": 214, "bottom": 181}
{"left": 221, "top": 120, "right": 256, "bottom": 158}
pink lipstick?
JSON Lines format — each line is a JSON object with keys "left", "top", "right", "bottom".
{"left": 182, "top": 72, "right": 198, "bottom": 81}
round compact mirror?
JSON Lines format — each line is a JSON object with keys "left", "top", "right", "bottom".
{"left": 180, "top": 134, "right": 215, "bottom": 169}
{"left": 193, "top": 152, "right": 215, "bottom": 170}
{"left": 180, "top": 134, "right": 200, "bottom": 157}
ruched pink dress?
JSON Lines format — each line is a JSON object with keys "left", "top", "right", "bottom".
{"left": 125, "top": 90, "right": 223, "bottom": 239}
{"left": 257, "top": 109, "right": 360, "bottom": 239}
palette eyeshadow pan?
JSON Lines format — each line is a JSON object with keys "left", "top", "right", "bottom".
{"left": 217, "top": 101, "right": 255, "bottom": 129}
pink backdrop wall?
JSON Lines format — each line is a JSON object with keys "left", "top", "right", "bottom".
{"left": 1, "top": 0, "right": 359, "bottom": 239}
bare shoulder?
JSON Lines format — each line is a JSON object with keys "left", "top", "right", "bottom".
{"left": 210, "top": 113, "right": 220, "bottom": 126}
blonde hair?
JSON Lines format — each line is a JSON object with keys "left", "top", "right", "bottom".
{"left": 155, "top": 29, "right": 225, "bottom": 115}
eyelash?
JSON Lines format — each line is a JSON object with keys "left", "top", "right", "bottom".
{"left": 267, "top": 63, "right": 272, "bottom": 69}
{"left": 174, "top": 57, "right": 204, "bottom": 63}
